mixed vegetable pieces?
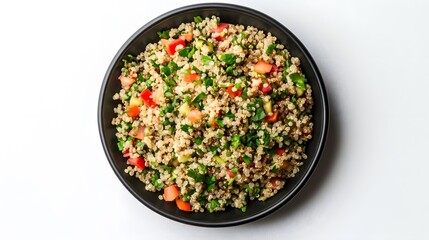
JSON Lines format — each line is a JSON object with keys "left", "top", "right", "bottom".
{"left": 114, "top": 16, "right": 311, "bottom": 213}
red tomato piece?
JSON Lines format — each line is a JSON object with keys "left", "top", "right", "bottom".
{"left": 187, "top": 109, "right": 203, "bottom": 124}
{"left": 210, "top": 118, "right": 219, "bottom": 128}
{"left": 215, "top": 36, "right": 224, "bottom": 41}
{"left": 227, "top": 85, "right": 243, "bottom": 98}
{"left": 179, "top": 33, "right": 193, "bottom": 42}
{"left": 271, "top": 65, "right": 278, "bottom": 73}
{"left": 275, "top": 148, "right": 285, "bottom": 156}
{"left": 212, "top": 23, "right": 229, "bottom": 41}
{"left": 265, "top": 111, "right": 278, "bottom": 123}
{"left": 126, "top": 105, "right": 140, "bottom": 117}
{"left": 163, "top": 185, "right": 180, "bottom": 201}
{"left": 123, "top": 149, "right": 130, "bottom": 158}
{"left": 140, "top": 89, "right": 158, "bottom": 108}
{"left": 259, "top": 82, "right": 273, "bottom": 94}
{"left": 254, "top": 60, "right": 273, "bottom": 74}
{"left": 118, "top": 75, "right": 136, "bottom": 87}
{"left": 269, "top": 177, "right": 281, "bottom": 188}
{"left": 175, "top": 198, "right": 191, "bottom": 212}
{"left": 212, "top": 23, "right": 229, "bottom": 33}
{"left": 183, "top": 73, "right": 199, "bottom": 83}
{"left": 167, "top": 39, "right": 185, "bottom": 55}
{"left": 127, "top": 156, "right": 145, "bottom": 170}
{"left": 227, "top": 169, "right": 236, "bottom": 178}
{"left": 129, "top": 125, "right": 145, "bottom": 140}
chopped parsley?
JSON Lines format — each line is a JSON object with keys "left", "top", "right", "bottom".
{"left": 157, "top": 30, "right": 170, "bottom": 39}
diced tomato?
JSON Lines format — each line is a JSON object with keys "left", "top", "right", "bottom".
{"left": 271, "top": 65, "right": 278, "bottom": 73}
{"left": 227, "top": 85, "right": 243, "bottom": 98}
{"left": 212, "top": 23, "right": 229, "bottom": 33}
{"left": 163, "top": 185, "right": 180, "bottom": 202}
{"left": 259, "top": 82, "right": 273, "bottom": 94}
{"left": 127, "top": 156, "right": 145, "bottom": 170}
{"left": 123, "top": 149, "right": 130, "bottom": 158}
{"left": 179, "top": 33, "right": 193, "bottom": 42}
{"left": 129, "top": 125, "right": 145, "bottom": 140}
{"left": 275, "top": 148, "right": 285, "bottom": 156}
{"left": 140, "top": 89, "right": 158, "bottom": 108}
{"left": 215, "top": 36, "right": 224, "bottom": 41}
{"left": 227, "top": 169, "right": 236, "bottom": 178}
{"left": 152, "top": 87, "right": 164, "bottom": 105}
{"left": 265, "top": 111, "right": 278, "bottom": 123}
{"left": 209, "top": 117, "right": 219, "bottom": 128}
{"left": 211, "top": 23, "right": 229, "bottom": 41}
{"left": 183, "top": 73, "right": 199, "bottom": 83}
{"left": 187, "top": 109, "right": 203, "bottom": 124}
{"left": 118, "top": 75, "right": 136, "bottom": 87}
{"left": 175, "top": 198, "right": 191, "bottom": 212}
{"left": 269, "top": 177, "right": 281, "bottom": 188}
{"left": 254, "top": 60, "right": 273, "bottom": 74}
{"left": 126, "top": 105, "right": 140, "bottom": 117}
{"left": 167, "top": 38, "right": 185, "bottom": 55}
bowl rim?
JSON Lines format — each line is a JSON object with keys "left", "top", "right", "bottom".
{"left": 98, "top": 2, "right": 329, "bottom": 227}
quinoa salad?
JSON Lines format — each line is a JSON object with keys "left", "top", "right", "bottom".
{"left": 111, "top": 16, "right": 314, "bottom": 213}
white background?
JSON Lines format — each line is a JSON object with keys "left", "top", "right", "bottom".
{"left": 1, "top": 0, "right": 428, "bottom": 239}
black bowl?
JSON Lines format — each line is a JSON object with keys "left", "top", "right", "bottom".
{"left": 98, "top": 3, "right": 329, "bottom": 227}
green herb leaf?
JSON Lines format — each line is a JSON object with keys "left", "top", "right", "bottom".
{"left": 224, "top": 113, "right": 235, "bottom": 119}
{"left": 291, "top": 95, "right": 297, "bottom": 103}
{"left": 203, "top": 77, "right": 213, "bottom": 88}
{"left": 181, "top": 124, "right": 193, "bottom": 133}
{"left": 284, "top": 58, "right": 291, "bottom": 69}
{"left": 198, "top": 163, "right": 207, "bottom": 174}
{"left": 231, "top": 135, "right": 241, "bottom": 149}
{"left": 251, "top": 108, "right": 266, "bottom": 122}
{"left": 149, "top": 60, "right": 159, "bottom": 69}
{"left": 157, "top": 30, "right": 170, "bottom": 39}
{"left": 218, "top": 54, "right": 237, "bottom": 66}
{"left": 242, "top": 155, "right": 252, "bottom": 164}
{"left": 194, "top": 16, "right": 203, "bottom": 23}
{"left": 136, "top": 141, "right": 145, "bottom": 149}
{"left": 214, "top": 118, "right": 224, "bottom": 128}
{"left": 208, "top": 200, "right": 220, "bottom": 213}
{"left": 161, "top": 66, "right": 171, "bottom": 76}
{"left": 137, "top": 74, "right": 145, "bottom": 84}
{"left": 188, "top": 46, "right": 196, "bottom": 59}
{"left": 202, "top": 55, "right": 212, "bottom": 65}
{"left": 266, "top": 44, "right": 277, "bottom": 54}
{"left": 187, "top": 169, "right": 204, "bottom": 182}
{"left": 159, "top": 165, "right": 172, "bottom": 173}
{"left": 195, "top": 137, "right": 203, "bottom": 145}
{"left": 151, "top": 170, "right": 164, "bottom": 189}
{"left": 192, "top": 92, "right": 206, "bottom": 106}
{"left": 117, "top": 140, "right": 124, "bottom": 151}
{"left": 241, "top": 87, "right": 248, "bottom": 99}
{"left": 226, "top": 65, "right": 234, "bottom": 76}
{"left": 179, "top": 47, "right": 190, "bottom": 57}
{"left": 290, "top": 73, "right": 307, "bottom": 90}
{"left": 262, "top": 130, "right": 270, "bottom": 147}
{"left": 167, "top": 61, "right": 178, "bottom": 72}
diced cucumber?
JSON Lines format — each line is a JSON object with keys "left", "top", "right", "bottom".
{"left": 178, "top": 154, "right": 191, "bottom": 163}
{"left": 206, "top": 42, "right": 214, "bottom": 53}
{"left": 195, "top": 39, "right": 204, "bottom": 49}
{"left": 179, "top": 102, "right": 191, "bottom": 117}
{"left": 296, "top": 87, "right": 304, "bottom": 97}
{"left": 214, "top": 156, "right": 225, "bottom": 164}
{"left": 129, "top": 96, "right": 143, "bottom": 107}
{"left": 263, "top": 100, "right": 272, "bottom": 115}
